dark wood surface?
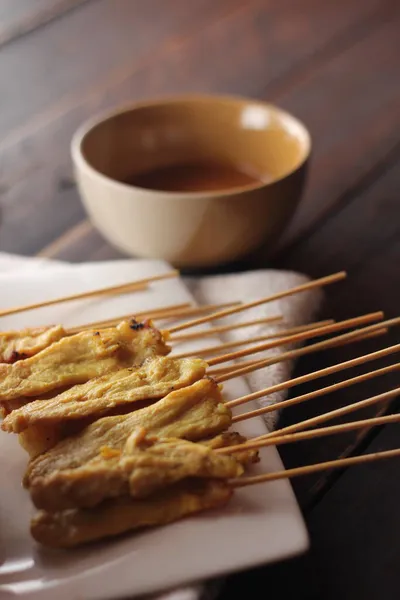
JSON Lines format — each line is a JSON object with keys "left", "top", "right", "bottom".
{"left": 0, "top": 1, "right": 399, "bottom": 598}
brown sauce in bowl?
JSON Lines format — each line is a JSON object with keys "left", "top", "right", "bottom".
{"left": 126, "top": 162, "right": 264, "bottom": 192}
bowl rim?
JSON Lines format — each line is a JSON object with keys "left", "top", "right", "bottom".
{"left": 71, "top": 93, "right": 311, "bottom": 199}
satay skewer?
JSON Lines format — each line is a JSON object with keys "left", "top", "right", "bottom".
{"left": 254, "top": 385, "right": 400, "bottom": 442}
{"left": 209, "top": 328, "right": 388, "bottom": 377}
{"left": 68, "top": 302, "right": 241, "bottom": 334}
{"left": 48, "top": 270, "right": 345, "bottom": 337}
{"left": 29, "top": 408, "right": 400, "bottom": 549}
{"left": 220, "top": 410, "right": 400, "bottom": 455}
{"left": 207, "top": 311, "right": 383, "bottom": 368}
{"left": 230, "top": 446, "right": 400, "bottom": 488}
{"left": 169, "top": 315, "right": 283, "bottom": 342}
{"left": 226, "top": 343, "right": 400, "bottom": 409}
{"left": 231, "top": 362, "right": 400, "bottom": 423}
{"left": 29, "top": 441, "right": 400, "bottom": 550}
{"left": 210, "top": 329, "right": 387, "bottom": 381}
{"left": 168, "top": 271, "right": 347, "bottom": 334}
{"left": 172, "top": 319, "right": 335, "bottom": 357}
{"left": 0, "top": 271, "right": 344, "bottom": 362}
{"left": 212, "top": 314, "right": 400, "bottom": 383}
{"left": 0, "top": 270, "right": 179, "bottom": 318}
{"left": 66, "top": 303, "right": 192, "bottom": 333}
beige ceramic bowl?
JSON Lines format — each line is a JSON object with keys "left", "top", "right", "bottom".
{"left": 72, "top": 95, "right": 311, "bottom": 267}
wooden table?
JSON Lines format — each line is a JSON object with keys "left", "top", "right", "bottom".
{"left": 0, "top": 1, "right": 399, "bottom": 598}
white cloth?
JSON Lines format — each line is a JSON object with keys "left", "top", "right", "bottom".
{"left": 0, "top": 253, "right": 322, "bottom": 599}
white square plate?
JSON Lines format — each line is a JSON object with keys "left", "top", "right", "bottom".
{"left": 0, "top": 260, "right": 308, "bottom": 599}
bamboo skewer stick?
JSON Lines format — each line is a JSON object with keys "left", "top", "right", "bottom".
{"left": 242, "top": 320, "right": 335, "bottom": 340}
{"left": 229, "top": 409, "right": 400, "bottom": 453}
{"left": 169, "top": 316, "right": 283, "bottom": 342}
{"left": 208, "top": 311, "right": 383, "bottom": 367}
{"left": 0, "top": 270, "right": 179, "bottom": 318}
{"left": 66, "top": 303, "right": 192, "bottom": 334}
{"left": 107, "top": 303, "right": 191, "bottom": 321}
{"left": 213, "top": 314, "right": 399, "bottom": 382}
{"left": 324, "top": 327, "right": 388, "bottom": 348}
{"left": 257, "top": 387, "right": 400, "bottom": 440}
{"left": 230, "top": 447, "right": 400, "bottom": 488}
{"left": 168, "top": 271, "right": 347, "bottom": 334}
{"left": 159, "top": 302, "right": 241, "bottom": 322}
{"left": 67, "top": 302, "right": 241, "bottom": 334}
{"left": 209, "top": 328, "right": 388, "bottom": 376}
{"left": 231, "top": 362, "right": 400, "bottom": 423}
{"left": 219, "top": 411, "right": 400, "bottom": 454}
{"left": 173, "top": 319, "right": 335, "bottom": 358}
{"left": 227, "top": 343, "right": 400, "bottom": 409}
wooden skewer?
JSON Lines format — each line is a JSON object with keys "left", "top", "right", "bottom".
{"left": 0, "top": 270, "right": 179, "bottom": 318}
{"left": 66, "top": 303, "right": 192, "bottom": 334}
{"left": 169, "top": 316, "right": 283, "bottom": 342}
{"left": 160, "top": 302, "right": 241, "bottom": 323}
{"left": 68, "top": 302, "right": 240, "bottom": 334}
{"left": 230, "top": 446, "right": 400, "bottom": 488}
{"left": 208, "top": 311, "right": 383, "bottom": 367}
{"left": 258, "top": 386, "right": 400, "bottom": 441}
{"left": 209, "top": 328, "right": 388, "bottom": 376}
{"left": 241, "top": 320, "right": 336, "bottom": 340}
{"left": 326, "top": 327, "right": 388, "bottom": 347}
{"left": 220, "top": 411, "right": 400, "bottom": 454}
{"left": 121, "top": 303, "right": 191, "bottom": 320}
{"left": 213, "top": 314, "right": 399, "bottom": 383}
{"left": 168, "top": 271, "right": 347, "bottom": 334}
{"left": 231, "top": 362, "right": 400, "bottom": 423}
{"left": 227, "top": 343, "right": 400, "bottom": 409}
{"left": 173, "top": 319, "right": 335, "bottom": 358}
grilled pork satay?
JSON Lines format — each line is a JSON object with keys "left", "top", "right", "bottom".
{"left": 28, "top": 432, "right": 258, "bottom": 512}
{"left": 28, "top": 431, "right": 243, "bottom": 511}
{"left": 0, "top": 325, "right": 66, "bottom": 364}
{"left": 0, "top": 320, "right": 169, "bottom": 405}
{"left": 7, "top": 356, "right": 208, "bottom": 458}
{"left": 3, "top": 356, "right": 207, "bottom": 434}
{"left": 24, "top": 378, "right": 231, "bottom": 488}
{"left": 0, "top": 397, "right": 27, "bottom": 419}
{"left": 201, "top": 431, "right": 260, "bottom": 466}
{"left": 31, "top": 480, "right": 232, "bottom": 549}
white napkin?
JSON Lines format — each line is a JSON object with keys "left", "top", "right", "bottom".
{"left": 0, "top": 252, "right": 322, "bottom": 599}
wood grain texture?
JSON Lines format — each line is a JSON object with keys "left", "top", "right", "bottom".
{"left": 306, "top": 424, "right": 400, "bottom": 600}
{"left": 0, "top": 0, "right": 90, "bottom": 47}
{"left": 271, "top": 3, "right": 400, "bottom": 250}
{"left": 274, "top": 157, "right": 400, "bottom": 504}
{"left": 277, "top": 152, "right": 400, "bottom": 279}
{"left": 0, "top": 0, "right": 393, "bottom": 257}
{"left": 0, "top": 1, "right": 400, "bottom": 597}
{"left": 225, "top": 423, "right": 400, "bottom": 600}
{"left": 0, "top": 0, "right": 237, "bottom": 254}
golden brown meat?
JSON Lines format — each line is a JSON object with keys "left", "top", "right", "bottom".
{"left": 0, "top": 326, "right": 66, "bottom": 363}
{"left": 24, "top": 378, "right": 231, "bottom": 486}
{"left": 0, "top": 320, "right": 169, "bottom": 404}
{"left": 3, "top": 356, "right": 207, "bottom": 434}
{"left": 201, "top": 431, "right": 260, "bottom": 466}
{"left": 31, "top": 480, "right": 232, "bottom": 549}
{"left": 28, "top": 431, "right": 243, "bottom": 511}
{"left": 18, "top": 424, "right": 70, "bottom": 459}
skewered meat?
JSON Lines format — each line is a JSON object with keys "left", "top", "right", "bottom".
{"left": 202, "top": 431, "right": 259, "bottom": 466}
{"left": 28, "top": 431, "right": 243, "bottom": 510}
{"left": 0, "top": 320, "right": 169, "bottom": 404}
{"left": 3, "top": 356, "right": 207, "bottom": 433}
{"left": 24, "top": 378, "right": 231, "bottom": 487}
{"left": 31, "top": 480, "right": 232, "bottom": 549}
{"left": 0, "top": 326, "right": 66, "bottom": 363}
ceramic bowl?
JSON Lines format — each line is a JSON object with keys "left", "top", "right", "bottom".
{"left": 71, "top": 95, "right": 311, "bottom": 267}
